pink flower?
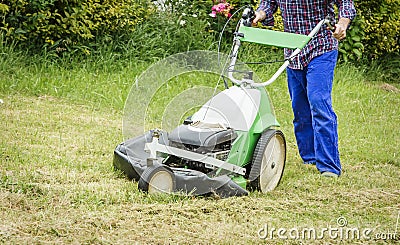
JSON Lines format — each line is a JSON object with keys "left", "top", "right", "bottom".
{"left": 216, "top": 3, "right": 226, "bottom": 12}
{"left": 209, "top": 1, "right": 232, "bottom": 18}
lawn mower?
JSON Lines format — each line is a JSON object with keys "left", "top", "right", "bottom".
{"left": 113, "top": 7, "right": 335, "bottom": 198}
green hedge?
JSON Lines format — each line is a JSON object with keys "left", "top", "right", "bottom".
{"left": 354, "top": 0, "right": 399, "bottom": 59}
{"left": 0, "top": 0, "right": 152, "bottom": 52}
{"left": 0, "top": 0, "right": 398, "bottom": 60}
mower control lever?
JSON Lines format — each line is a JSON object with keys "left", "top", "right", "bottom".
{"left": 241, "top": 7, "right": 255, "bottom": 27}
{"left": 233, "top": 32, "right": 244, "bottom": 38}
{"left": 325, "top": 15, "right": 336, "bottom": 32}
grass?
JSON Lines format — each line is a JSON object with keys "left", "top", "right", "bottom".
{"left": 0, "top": 46, "right": 399, "bottom": 244}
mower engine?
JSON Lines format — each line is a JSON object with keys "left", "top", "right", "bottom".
{"left": 166, "top": 123, "right": 237, "bottom": 173}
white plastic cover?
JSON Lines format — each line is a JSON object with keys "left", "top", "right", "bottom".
{"left": 191, "top": 86, "right": 260, "bottom": 131}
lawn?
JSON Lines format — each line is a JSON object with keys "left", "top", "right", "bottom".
{"left": 0, "top": 51, "right": 399, "bottom": 243}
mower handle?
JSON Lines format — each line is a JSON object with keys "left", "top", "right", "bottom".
{"left": 241, "top": 6, "right": 255, "bottom": 27}
{"left": 325, "top": 15, "right": 336, "bottom": 32}
{"left": 228, "top": 16, "right": 335, "bottom": 88}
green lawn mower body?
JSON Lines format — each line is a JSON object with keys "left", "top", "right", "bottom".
{"left": 113, "top": 84, "right": 285, "bottom": 197}
{"left": 113, "top": 7, "right": 333, "bottom": 197}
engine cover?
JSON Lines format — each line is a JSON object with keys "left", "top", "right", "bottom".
{"left": 168, "top": 123, "right": 237, "bottom": 152}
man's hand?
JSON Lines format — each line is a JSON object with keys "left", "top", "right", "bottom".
{"left": 252, "top": 10, "right": 266, "bottom": 26}
{"left": 332, "top": 18, "right": 351, "bottom": 40}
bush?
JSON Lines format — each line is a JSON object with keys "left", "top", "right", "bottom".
{"left": 157, "top": 0, "right": 256, "bottom": 42}
{"left": 208, "top": 0, "right": 257, "bottom": 34}
{"left": 354, "top": 0, "right": 400, "bottom": 59}
{"left": 2, "top": 0, "right": 398, "bottom": 66}
{"left": 0, "top": 0, "right": 152, "bottom": 53}
{"left": 338, "top": 15, "right": 365, "bottom": 62}
{"left": 105, "top": 10, "right": 219, "bottom": 62}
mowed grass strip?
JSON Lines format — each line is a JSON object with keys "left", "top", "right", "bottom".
{"left": 0, "top": 62, "right": 399, "bottom": 244}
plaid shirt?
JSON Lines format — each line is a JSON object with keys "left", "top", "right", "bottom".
{"left": 257, "top": 0, "right": 356, "bottom": 69}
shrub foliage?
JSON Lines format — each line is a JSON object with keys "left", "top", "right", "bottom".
{"left": 354, "top": 0, "right": 399, "bottom": 59}
{"left": 0, "top": 0, "right": 398, "bottom": 61}
{"left": 0, "top": 0, "right": 152, "bottom": 52}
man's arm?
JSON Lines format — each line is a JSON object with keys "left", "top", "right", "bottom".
{"left": 253, "top": 10, "right": 267, "bottom": 25}
{"left": 334, "top": 0, "right": 356, "bottom": 40}
{"left": 333, "top": 17, "right": 351, "bottom": 40}
{"left": 252, "top": 0, "right": 278, "bottom": 26}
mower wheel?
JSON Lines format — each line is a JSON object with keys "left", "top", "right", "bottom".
{"left": 248, "top": 129, "right": 286, "bottom": 193}
{"left": 138, "top": 165, "right": 176, "bottom": 194}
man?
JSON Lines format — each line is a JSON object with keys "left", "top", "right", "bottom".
{"left": 253, "top": 0, "right": 356, "bottom": 177}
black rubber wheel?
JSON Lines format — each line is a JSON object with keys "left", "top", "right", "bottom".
{"left": 138, "top": 165, "right": 176, "bottom": 194}
{"left": 248, "top": 129, "right": 286, "bottom": 193}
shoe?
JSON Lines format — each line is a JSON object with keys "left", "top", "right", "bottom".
{"left": 321, "top": 171, "right": 339, "bottom": 178}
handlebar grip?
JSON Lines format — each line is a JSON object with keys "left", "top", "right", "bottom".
{"left": 241, "top": 7, "right": 255, "bottom": 27}
{"left": 325, "top": 16, "right": 336, "bottom": 32}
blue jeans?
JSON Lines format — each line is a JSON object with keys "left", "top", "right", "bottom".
{"left": 286, "top": 50, "right": 341, "bottom": 175}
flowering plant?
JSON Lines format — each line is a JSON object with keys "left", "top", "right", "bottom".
{"left": 209, "top": 0, "right": 233, "bottom": 18}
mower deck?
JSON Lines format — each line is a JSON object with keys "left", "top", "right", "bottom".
{"left": 113, "top": 130, "right": 248, "bottom": 198}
